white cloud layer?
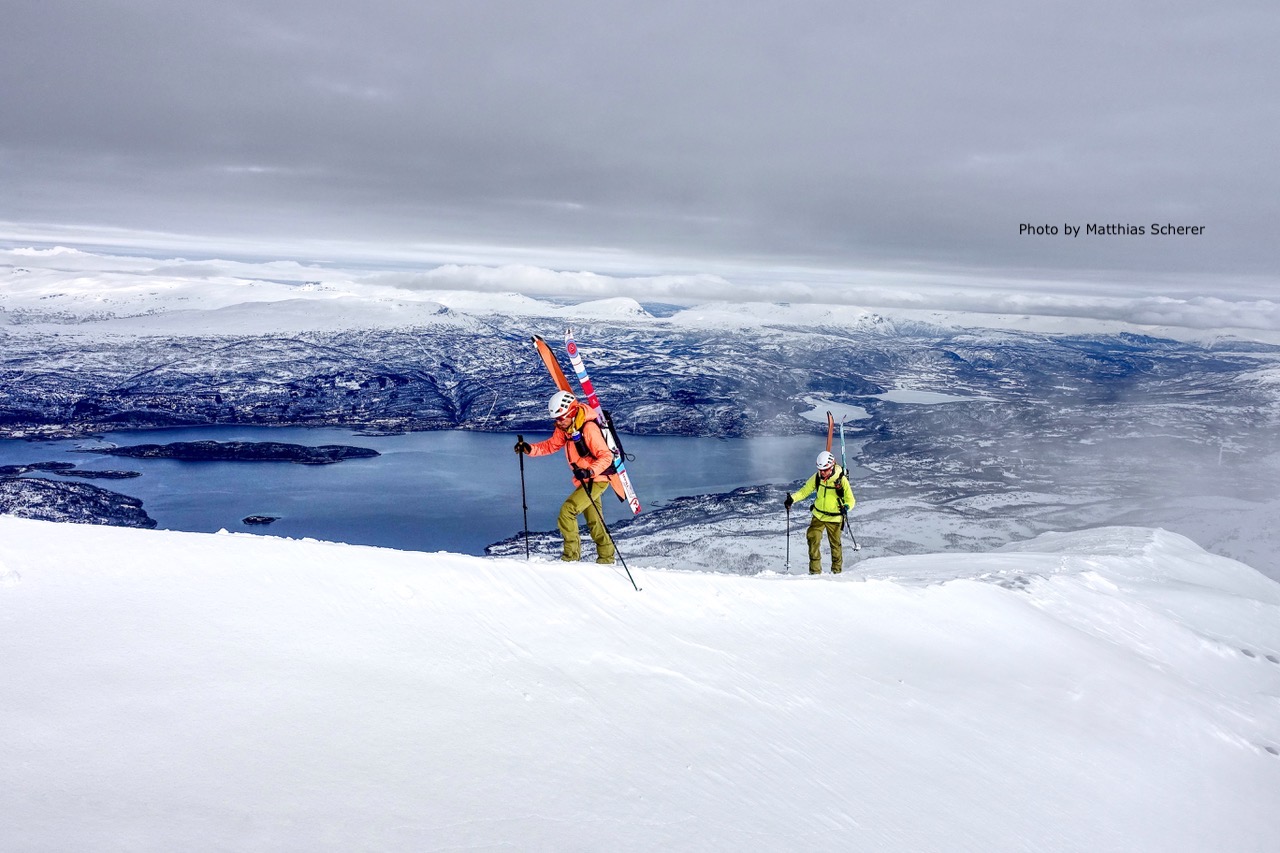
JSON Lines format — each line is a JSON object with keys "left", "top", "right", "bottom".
{"left": 4, "top": 245, "right": 1278, "bottom": 341}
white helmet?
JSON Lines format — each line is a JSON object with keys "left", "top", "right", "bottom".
{"left": 548, "top": 390, "right": 577, "bottom": 418}
{"left": 816, "top": 451, "right": 836, "bottom": 470}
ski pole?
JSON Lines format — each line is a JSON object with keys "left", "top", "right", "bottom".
{"left": 517, "top": 434, "right": 530, "bottom": 559}
{"left": 842, "top": 511, "right": 861, "bottom": 551}
{"left": 578, "top": 475, "right": 640, "bottom": 591}
{"left": 785, "top": 503, "right": 791, "bottom": 573}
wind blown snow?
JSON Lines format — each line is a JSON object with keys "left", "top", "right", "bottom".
{"left": 2, "top": 517, "right": 1277, "bottom": 851}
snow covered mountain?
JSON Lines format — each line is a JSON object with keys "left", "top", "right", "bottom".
{"left": 2, "top": 517, "right": 1277, "bottom": 851}
{"left": 4, "top": 248, "right": 1280, "bottom": 850}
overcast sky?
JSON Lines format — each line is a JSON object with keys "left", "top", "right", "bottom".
{"left": 3, "top": 0, "right": 1277, "bottom": 294}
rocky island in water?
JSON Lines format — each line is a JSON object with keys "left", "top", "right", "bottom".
{"left": 0, "top": 476, "right": 156, "bottom": 529}
{"left": 0, "top": 440, "right": 379, "bottom": 529}
{"left": 82, "top": 440, "right": 380, "bottom": 465}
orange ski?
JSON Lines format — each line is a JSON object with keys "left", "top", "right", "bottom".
{"left": 532, "top": 335, "right": 573, "bottom": 393}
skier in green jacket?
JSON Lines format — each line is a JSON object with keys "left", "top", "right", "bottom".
{"left": 785, "top": 451, "right": 856, "bottom": 574}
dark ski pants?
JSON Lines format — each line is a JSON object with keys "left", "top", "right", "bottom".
{"left": 806, "top": 518, "right": 844, "bottom": 574}
{"left": 558, "top": 481, "right": 615, "bottom": 564}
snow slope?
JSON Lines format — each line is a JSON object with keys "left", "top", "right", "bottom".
{"left": 2, "top": 518, "right": 1277, "bottom": 852}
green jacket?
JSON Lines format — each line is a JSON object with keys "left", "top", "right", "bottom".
{"left": 791, "top": 465, "right": 856, "bottom": 522}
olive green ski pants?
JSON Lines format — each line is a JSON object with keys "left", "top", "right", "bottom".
{"left": 806, "top": 518, "right": 844, "bottom": 574}
{"left": 558, "top": 481, "right": 615, "bottom": 564}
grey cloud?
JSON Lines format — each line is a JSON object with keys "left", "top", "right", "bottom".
{"left": 3, "top": 0, "right": 1277, "bottom": 283}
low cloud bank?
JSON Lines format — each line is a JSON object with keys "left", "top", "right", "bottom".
{"left": 5, "top": 244, "right": 1277, "bottom": 336}
{"left": 374, "top": 263, "right": 1280, "bottom": 334}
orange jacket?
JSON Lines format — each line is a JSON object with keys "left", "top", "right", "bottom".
{"left": 528, "top": 406, "right": 614, "bottom": 486}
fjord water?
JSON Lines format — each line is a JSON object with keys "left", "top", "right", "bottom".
{"left": 1, "top": 426, "right": 845, "bottom": 554}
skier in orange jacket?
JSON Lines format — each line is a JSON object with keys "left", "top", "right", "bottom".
{"left": 514, "top": 391, "right": 615, "bottom": 564}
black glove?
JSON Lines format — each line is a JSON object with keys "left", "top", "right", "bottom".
{"left": 514, "top": 440, "right": 532, "bottom": 454}
{"left": 572, "top": 466, "right": 592, "bottom": 482}
{"left": 784, "top": 494, "right": 794, "bottom": 509}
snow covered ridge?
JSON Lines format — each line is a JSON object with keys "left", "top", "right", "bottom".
{"left": 5, "top": 291, "right": 1279, "bottom": 441}
{"left": 1, "top": 518, "right": 1277, "bottom": 851}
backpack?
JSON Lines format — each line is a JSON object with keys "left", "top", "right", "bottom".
{"left": 567, "top": 418, "right": 605, "bottom": 461}
{"left": 816, "top": 468, "right": 852, "bottom": 526}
